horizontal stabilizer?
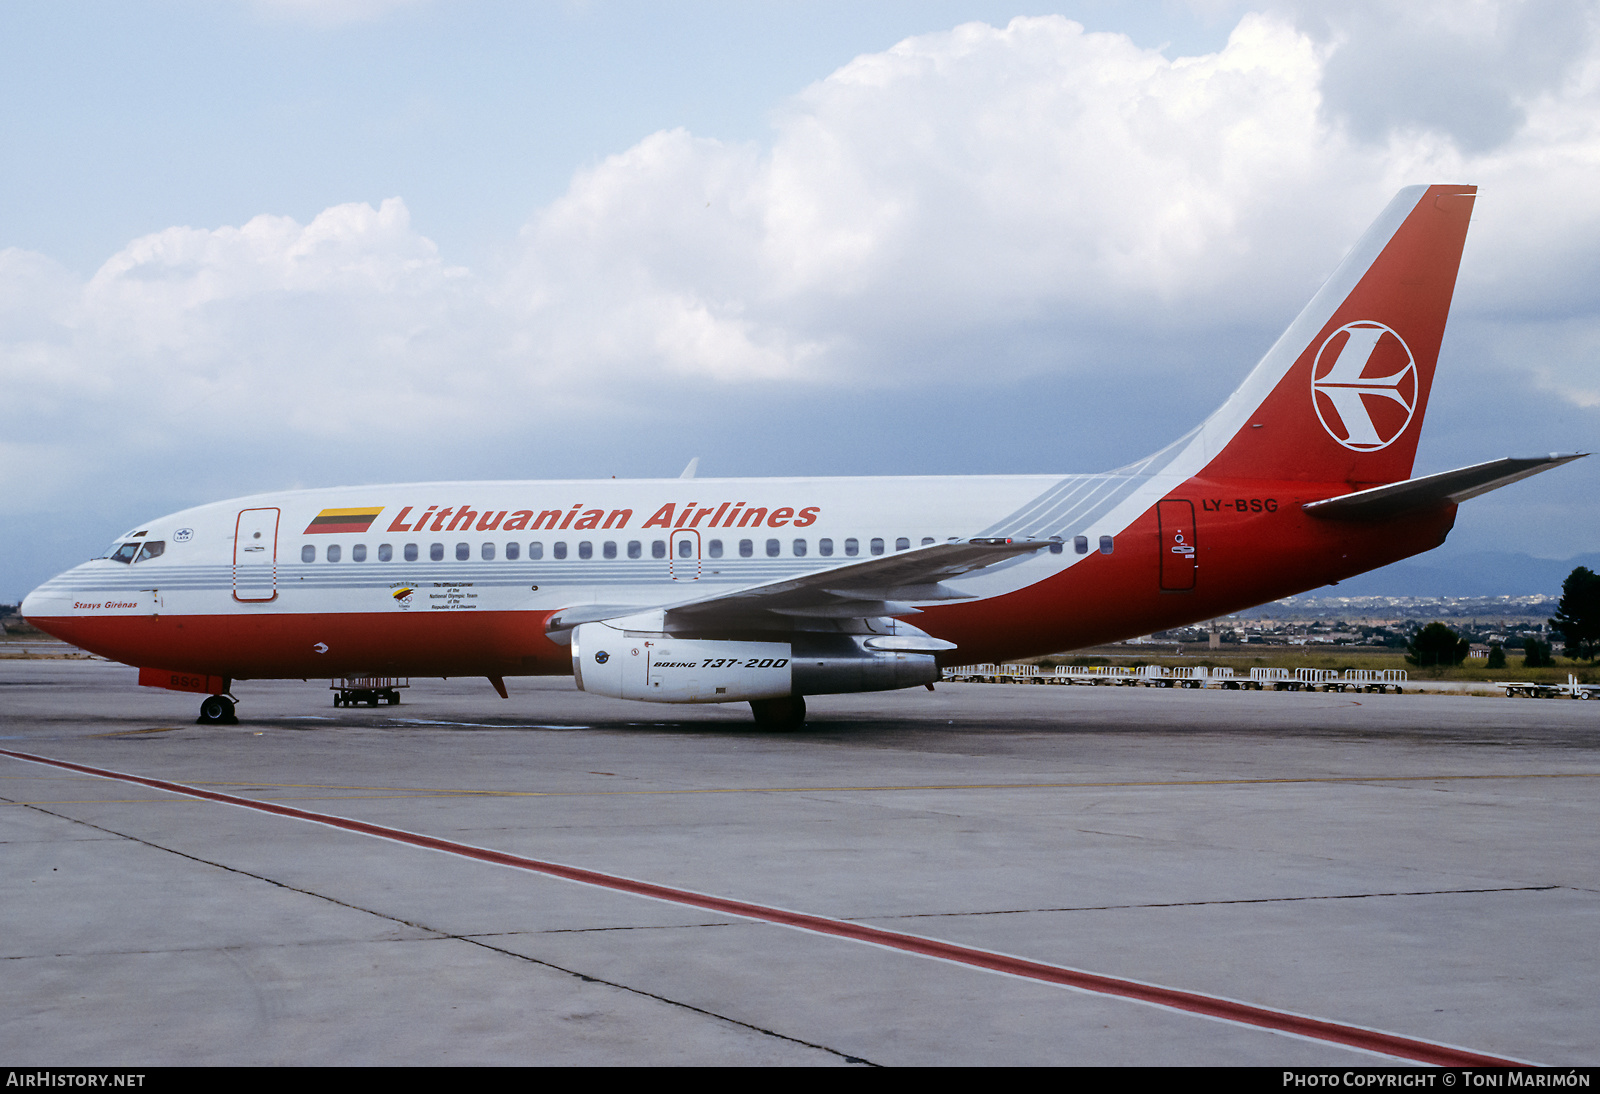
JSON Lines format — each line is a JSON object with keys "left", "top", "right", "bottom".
{"left": 1304, "top": 454, "right": 1586, "bottom": 521}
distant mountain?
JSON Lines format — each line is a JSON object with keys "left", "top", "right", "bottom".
{"left": 1319, "top": 551, "right": 1600, "bottom": 598}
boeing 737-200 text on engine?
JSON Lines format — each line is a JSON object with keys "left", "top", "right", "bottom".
{"left": 21, "top": 185, "right": 1584, "bottom": 727}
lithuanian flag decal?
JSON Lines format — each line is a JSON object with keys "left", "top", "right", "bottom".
{"left": 304, "top": 507, "right": 384, "bottom": 534}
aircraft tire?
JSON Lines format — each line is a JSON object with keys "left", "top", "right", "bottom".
{"left": 750, "top": 695, "right": 806, "bottom": 730}
{"left": 197, "top": 695, "right": 237, "bottom": 726}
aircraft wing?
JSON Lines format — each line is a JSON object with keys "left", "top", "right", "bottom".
{"left": 1303, "top": 454, "right": 1586, "bottom": 522}
{"left": 547, "top": 537, "right": 1051, "bottom": 635}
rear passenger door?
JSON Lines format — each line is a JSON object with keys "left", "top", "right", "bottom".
{"left": 1157, "top": 499, "right": 1197, "bottom": 592}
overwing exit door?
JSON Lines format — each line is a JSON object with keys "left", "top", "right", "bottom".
{"left": 670, "top": 529, "right": 701, "bottom": 581}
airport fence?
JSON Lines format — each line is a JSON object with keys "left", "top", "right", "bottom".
{"left": 941, "top": 664, "right": 1415, "bottom": 694}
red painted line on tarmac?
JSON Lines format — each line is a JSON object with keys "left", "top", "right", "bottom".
{"left": 0, "top": 747, "right": 1531, "bottom": 1067}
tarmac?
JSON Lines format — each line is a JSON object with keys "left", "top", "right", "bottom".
{"left": 2, "top": 658, "right": 1597, "bottom": 1066}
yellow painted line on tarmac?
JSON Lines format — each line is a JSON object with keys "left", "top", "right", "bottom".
{"left": 7, "top": 770, "right": 1598, "bottom": 807}
{"left": 221, "top": 770, "right": 1600, "bottom": 795}
{"left": 16, "top": 770, "right": 1597, "bottom": 805}
{"left": 2, "top": 797, "right": 205, "bottom": 805}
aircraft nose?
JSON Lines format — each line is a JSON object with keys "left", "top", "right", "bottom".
{"left": 21, "top": 569, "right": 76, "bottom": 622}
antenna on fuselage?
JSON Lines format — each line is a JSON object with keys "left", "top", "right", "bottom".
{"left": 679, "top": 457, "right": 700, "bottom": 479}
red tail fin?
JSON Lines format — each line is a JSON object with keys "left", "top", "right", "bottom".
{"left": 1198, "top": 184, "right": 1476, "bottom": 486}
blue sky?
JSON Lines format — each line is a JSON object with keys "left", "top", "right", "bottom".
{"left": 3, "top": 1, "right": 1597, "bottom": 600}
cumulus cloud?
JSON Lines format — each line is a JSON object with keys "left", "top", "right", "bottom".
{"left": 1290, "top": 0, "right": 1598, "bottom": 152}
{"left": 3, "top": 4, "right": 1598, "bottom": 547}
{"left": 503, "top": 14, "right": 1356, "bottom": 390}
{"left": 0, "top": 199, "right": 484, "bottom": 467}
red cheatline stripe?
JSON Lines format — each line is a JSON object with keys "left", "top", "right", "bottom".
{"left": 0, "top": 747, "right": 1530, "bottom": 1067}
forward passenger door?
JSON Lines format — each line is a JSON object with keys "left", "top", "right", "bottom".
{"left": 233, "top": 508, "right": 280, "bottom": 602}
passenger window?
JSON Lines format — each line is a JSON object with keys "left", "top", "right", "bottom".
{"left": 627, "top": 541, "right": 641, "bottom": 559}
{"left": 895, "top": 537, "right": 909, "bottom": 552}
{"left": 603, "top": 541, "right": 616, "bottom": 559}
{"left": 678, "top": 539, "right": 693, "bottom": 558}
{"left": 870, "top": 538, "right": 884, "bottom": 556}
{"left": 1074, "top": 536, "right": 1088, "bottom": 554}
{"left": 1048, "top": 538, "right": 1063, "bottom": 555}
{"left": 819, "top": 538, "right": 833, "bottom": 557}
{"left": 739, "top": 539, "right": 753, "bottom": 558}
{"left": 921, "top": 537, "right": 934, "bottom": 546}
{"left": 529, "top": 542, "right": 544, "bottom": 560}
{"left": 1099, "top": 535, "right": 1114, "bottom": 555}
{"left": 404, "top": 543, "right": 419, "bottom": 562}
{"left": 844, "top": 538, "right": 859, "bottom": 557}
{"left": 793, "top": 539, "right": 807, "bottom": 557}
{"left": 135, "top": 541, "right": 165, "bottom": 563}
{"left": 455, "top": 542, "right": 470, "bottom": 561}
{"left": 301, "top": 545, "right": 316, "bottom": 563}
{"left": 378, "top": 543, "right": 393, "bottom": 562}
{"left": 652, "top": 540, "right": 666, "bottom": 559}
{"left": 327, "top": 544, "right": 342, "bottom": 563}
{"left": 578, "top": 541, "right": 593, "bottom": 560}
{"left": 505, "top": 542, "right": 520, "bottom": 561}
{"left": 481, "top": 542, "right": 495, "bottom": 561}
{"left": 766, "top": 538, "right": 780, "bottom": 557}
{"left": 430, "top": 543, "right": 444, "bottom": 561}
{"left": 553, "top": 542, "right": 567, "bottom": 560}
{"left": 708, "top": 539, "right": 723, "bottom": 558}
{"left": 352, "top": 544, "right": 367, "bottom": 562}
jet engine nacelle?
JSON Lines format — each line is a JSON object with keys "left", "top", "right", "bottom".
{"left": 572, "top": 622, "right": 793, "bottom": 703}
{"left": 571, "top": 622, "right": 939, "bottom": 704}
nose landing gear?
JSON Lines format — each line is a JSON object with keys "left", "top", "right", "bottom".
{"left": 197, "top": 694, "right": 238, "bottom": 725}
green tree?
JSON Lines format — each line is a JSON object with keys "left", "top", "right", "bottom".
{"left": 1551, "top": 567, "right": 1600, "bottom": 662}
{"left": 1486, "top": 642, "right": 1506, "bottom": 669}
{"left": 1406, "top": 622, "right": 1470, "bottom": 668}
{"left": 1524, "top": 638, "right": 1554, "bottom": 669}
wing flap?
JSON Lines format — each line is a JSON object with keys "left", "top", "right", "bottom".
{"left": 665, "top": 537, "right": 1049, "bottom": 623}
{"left": 547, "top": 538, "right": 1051, "bottom": 637}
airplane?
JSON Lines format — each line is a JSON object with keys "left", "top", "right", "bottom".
{"left": 20, "top": 184, "right": 1584, "bottom": 728}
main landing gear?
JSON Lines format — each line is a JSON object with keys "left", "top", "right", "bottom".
{"left": 750, "top": 695, "right": 806, "bottom": 730}
{"left": 197, "top": 694, "right": 238, "bottom": 726}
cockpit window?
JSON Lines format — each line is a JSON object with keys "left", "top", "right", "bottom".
{"left": 134, "top": 541, "right": 165, "bottom": 563}
{"left": 109, "top": 542, "right": 140, "bottom": 564}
